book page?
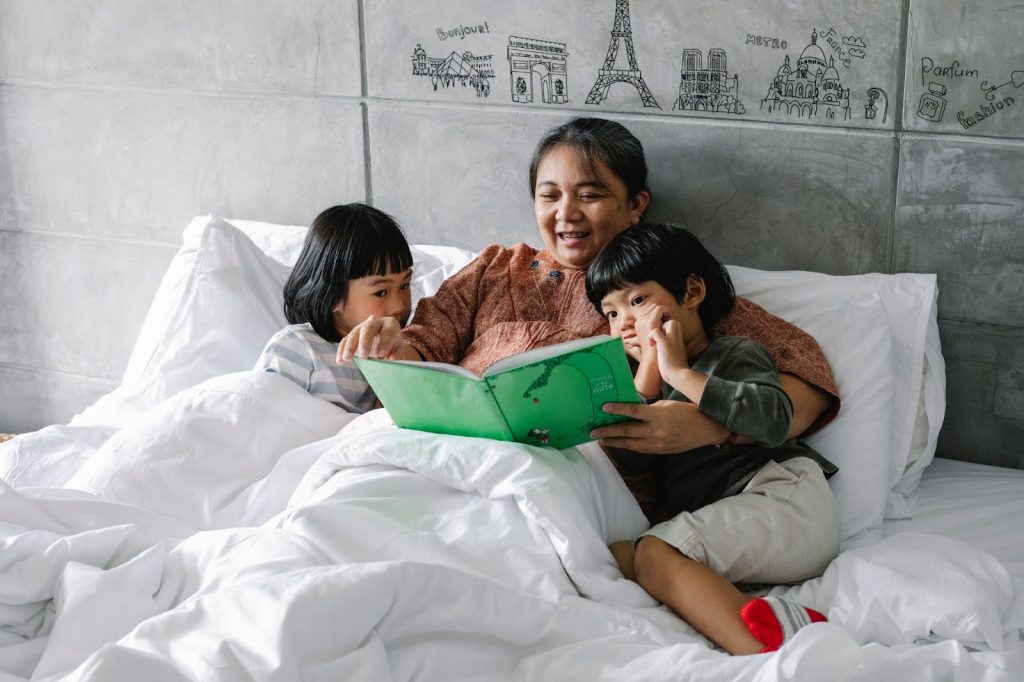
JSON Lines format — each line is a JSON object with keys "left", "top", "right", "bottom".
{"left": 382, "top": 359, "right": 479, "bottom": 379}
{"left": 482, "top": 335, "right": 612, "bottom": 377}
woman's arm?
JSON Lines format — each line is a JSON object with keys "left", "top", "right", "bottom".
{"left": 717, "top": 297, "right": 840, "bottom": 435}
{"left": 592, "top": 371, "right": 828, "bottom": 454}
{"left": 338, "top": 245, "right": 505, "bottom": 364}
{"left": 779, "top": 373, "right": 831, "bottom": 438}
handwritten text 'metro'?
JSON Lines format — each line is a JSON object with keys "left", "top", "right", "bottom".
{"left": 437, "top": 22, "right": 490, "bottom": 41}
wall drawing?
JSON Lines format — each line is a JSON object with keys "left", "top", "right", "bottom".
{"left": 864, "top": 87, "right": 888, "bottom": 123}
{"left": 916, "top": 82, "right": 947, "bottom": 122}
{"left": 817, "top": 28, "right": 867, "bottom": 68}
{"left": 981, "top": 70, "right": 1024, "bottom": 101}
{"left": 586, "top": 0, "right": 659, "bottom": 109}
{"left": 673, "top": 48, "right": 745, "bottom": 115}
{"left": 760, "top": 30, "right": 851, "bottom": 121}
{"left": 412, "top": 44, "right": 494, "bottom": 98}
{"left": 507, "top": 36, "right": 569, "bottom": 104}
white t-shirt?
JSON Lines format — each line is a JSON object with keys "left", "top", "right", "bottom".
{"left": 255, "top": 323, "right": 377, "bottom": 413}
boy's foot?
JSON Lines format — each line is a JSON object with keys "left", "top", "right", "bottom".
{"left": 740, "top": 596, "right": 827, "bottom": 653}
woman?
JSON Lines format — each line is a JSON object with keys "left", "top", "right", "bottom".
{"left": 339, "top": 117, "right": 838, "bottom": 455}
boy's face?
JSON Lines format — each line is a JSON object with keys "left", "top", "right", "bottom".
{"left": 333, "top": 268, "right": 413, "bottom": 336}
{"left": 600, "top": 279, "right": 705, "bottom": 361}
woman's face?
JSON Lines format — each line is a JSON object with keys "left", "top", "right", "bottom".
{"left": 533, "top": 145, "right": 649, "bottom": 270}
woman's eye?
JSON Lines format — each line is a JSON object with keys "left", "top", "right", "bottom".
{"left": 630, "top": 295, "right": 646, "bottom": 306}
{"left": 539, "top": 193, "right": 559, "bottom": 201}
{"left": 579, "top": 193, "right": 603, "bottom": 202}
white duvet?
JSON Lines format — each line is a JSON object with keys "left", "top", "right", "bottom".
{"left": 1, "top": 372, "right": 1021, "bottom": 681}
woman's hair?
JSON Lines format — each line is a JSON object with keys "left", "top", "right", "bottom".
{"left": 283, "top": 203, "right": 413, "bottom": 343}
{"left": 585, "top": 223, "right": 735, "bottom": 336}
{"left": 529, "top": 117, "right": 650, "bottom": 205}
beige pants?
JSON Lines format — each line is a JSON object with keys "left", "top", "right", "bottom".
{"left": 640, "top": 457, "right": 840, "bottom": 584}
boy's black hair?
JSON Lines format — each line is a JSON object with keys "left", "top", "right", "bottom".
{"left": 585, "top": 223, "right": 735, "bottom": 337}
{"left": 529, "top": 117, "right": 650, "bottom": 209}
{"left": 283, "top": 203, "right": 413, "bottom": 343}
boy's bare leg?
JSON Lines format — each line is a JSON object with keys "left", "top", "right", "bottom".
{"left": 634, "top": 535, "right": 763, "bottom": 655}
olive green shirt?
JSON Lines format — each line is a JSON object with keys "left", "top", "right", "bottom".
{"left": 611, "top": 335, "right": 837, "bottom": 522}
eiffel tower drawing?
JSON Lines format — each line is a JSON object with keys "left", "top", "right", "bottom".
{"left": 586, "top": 0, "right": 660, "bottom": 108}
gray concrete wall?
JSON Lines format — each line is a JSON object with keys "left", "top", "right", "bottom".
{"left": 1, "top": 1, "right": 1022, "bottom": 468}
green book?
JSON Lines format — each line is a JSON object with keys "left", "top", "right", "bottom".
{"left": 354, "top": 335, "right": 641, "bottom": 449}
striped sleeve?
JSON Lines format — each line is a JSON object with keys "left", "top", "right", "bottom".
{"left": 254, "top": 328, "right": 315, "bottom": 392}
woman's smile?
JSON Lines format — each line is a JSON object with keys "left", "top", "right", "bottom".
{"left": 533, "top": 144, "right": 647, "bottom": 270}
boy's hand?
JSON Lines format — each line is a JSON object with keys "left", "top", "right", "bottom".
{"left": 650, "top": 320, "right": 690, "bottom": 377}
{"left": 650, "top": 321, "right": 708, "bottom": 404}
{"left": 632, "top": 304, "right": 668, "bottom": 398}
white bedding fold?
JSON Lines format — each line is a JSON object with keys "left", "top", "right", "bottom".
{"left": 0, "top": 371, "right": 1019, "bottom": 681}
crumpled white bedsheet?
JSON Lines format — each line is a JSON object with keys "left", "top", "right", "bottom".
{"left": 0, "top": 371, "right": 1021, "bottom": 681}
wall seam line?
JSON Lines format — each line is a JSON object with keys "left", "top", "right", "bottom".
{"left": 358, "top": 0, "right": 373, "bottom": 205}
{"left": 888, "top": 0, "right": 915, "bottom": 275}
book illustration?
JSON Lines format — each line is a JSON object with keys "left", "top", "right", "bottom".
{"left": 411, "top": 44, "right": 494, "bottom": 98}
{"left": 508, "top": 36, "right": 569, "bottom": 104}
{"left": 760, "top": 29, "right": 852, "bottom": 121}
{"left": 527, "top": 428, "right": 550, "bottom": 444}
{"left": 586, "top": 0, "right": 660, "bottom": 109}
{"left": 355, "top": 335, "right": 640, "bottom": 450}
{"left": 490, "top": 341, "right": 635, "bottom": 445}
{"left": 673, "top": 48, "right": 745, "bottom": 115}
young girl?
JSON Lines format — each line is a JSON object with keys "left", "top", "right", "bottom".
{"left": 255, "top": 203, "right": 414, "bottom": 412}
{"left": 585, "top": 223, "right": 839, "bottom": 656}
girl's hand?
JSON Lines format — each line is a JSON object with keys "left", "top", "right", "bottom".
{"left": 338, "top": 315, "right": 405, "bottom": 362}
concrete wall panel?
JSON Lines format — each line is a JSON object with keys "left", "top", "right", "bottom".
{"left": 0, "top": 87, "right": 365, "bottom": 241}
{"left": 895, "top": 137, "right": 1024, "bottom": 326}
{"left": 0, "top": 366, "right": 118, "bottom": 434}
{"left": 905, "top": 0, "right": 1024, "bottom": 138}
{"left": 0, "top": 0, "right": 361, "bottom": 96}
{"left": 370, "top": 104, "right": 892, "bottom": 274}
{"left": 937, "top": 322, "right": 1024, "bottom": 469}
{"left": 0, "top": 231, "right": 176, "bottom": 380}
{"left": 367, "top": 0, "right": 900, "bottom": 130}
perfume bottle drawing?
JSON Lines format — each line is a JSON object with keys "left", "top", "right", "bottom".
{"left": 917, "top": 82, "right": 947, "bottom": 123}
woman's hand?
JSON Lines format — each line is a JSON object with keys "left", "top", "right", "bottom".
{"left": 591, "top": 400, "right": 730, "bottom": 454}
{"left": 338, "top": 315, "right": 414, "bottom": 363}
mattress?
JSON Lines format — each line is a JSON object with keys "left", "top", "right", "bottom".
{"left": 883, "top": 457, "right": 1024, "bottom": 580}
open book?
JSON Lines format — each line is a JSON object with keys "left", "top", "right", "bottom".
{"left": 354, "top": 335, "right": 641, "bottom": 449}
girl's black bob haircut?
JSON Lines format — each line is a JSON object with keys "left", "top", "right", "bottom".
{"left": 283, "top": 203, "right": 413, "bottom": 343}
{"left": 529, "top": 117, "right": 650, "bottom": 208}
{"left": 585, "top": 223, "right": 735, "bottom": 337}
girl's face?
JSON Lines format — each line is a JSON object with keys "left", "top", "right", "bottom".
{"left": 533, "top": 145, "right": 650, "bottom": 270}
{"left": 333, "top": 268, "right": 413, "bottom": 336}
{"left": 599, "top": 278, "right": 706, "bottom": 361}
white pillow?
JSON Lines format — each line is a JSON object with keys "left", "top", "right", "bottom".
{"left": 728, "top": 266, "right": 944, "bottom": 545}
{"left": 73, "top": 215, "right": 476, "bottom": 426}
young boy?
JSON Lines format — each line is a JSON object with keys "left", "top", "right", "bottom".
{"left": 585, "top": 223, "right": 840, "bottom": 655}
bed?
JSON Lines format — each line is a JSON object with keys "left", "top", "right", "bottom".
{"left": 0, "top": 215, "right": 1021, "bottom": 681}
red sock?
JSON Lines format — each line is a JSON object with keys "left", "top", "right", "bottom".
{"left": 741, "top": 596, "right": 827, "bottom": 653}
